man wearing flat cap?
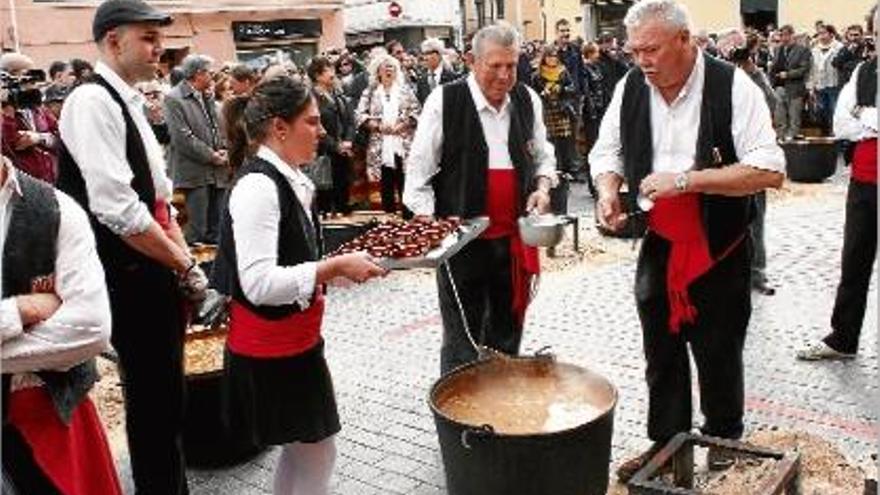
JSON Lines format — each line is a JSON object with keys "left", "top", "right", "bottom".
{"left": 57, "top": 0, "right": 207, "bottom": 493}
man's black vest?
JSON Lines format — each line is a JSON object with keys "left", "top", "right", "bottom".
{"left": 621, "top": 54, "right": 752, "bottom": 257}
{"left": 2, "top": 172, "right": 97, "bottom": 424}
{"left": 434, "top": 80, "right": 537, "bottom": 218}
{"left": 213, "top": 157, "right": 323, "bottom": 320}
{"left": 56, "top": 75, "right": 158, "bottom": 273}
{"left": 856, "top": 58, "right": 877, "bottom": 108}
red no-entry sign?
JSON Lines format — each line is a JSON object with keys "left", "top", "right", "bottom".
{"left": 388, "top": 1, "right": 402, "bottom": 18}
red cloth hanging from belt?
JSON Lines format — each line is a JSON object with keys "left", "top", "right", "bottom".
{"left": 228, "top": 292, "right": 325, "bottom": 358}
{"left": 852, "top": 138, "right": 877, "bottom": 184}
{"left": 483, "top": 169, "right": 540, "bottom": 326}
{"left": 7, "top": 387, "right": 122, "bottom": 495}
{"left": 647, "top": 194, "right": 714, "bottom": 334}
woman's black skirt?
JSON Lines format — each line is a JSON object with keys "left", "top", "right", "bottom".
{"left": 222, "top": 339, "right": 340, "bottom": 447}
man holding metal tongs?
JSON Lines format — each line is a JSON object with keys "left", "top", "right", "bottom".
{"left": 404, "top": 23, "right": 557, "bottom": 375}
{"left": 588, "top": 0, "right": 785, "bottom": 482}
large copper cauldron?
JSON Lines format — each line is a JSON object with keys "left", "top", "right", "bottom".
{"left": 429, "top": 353, "right": 617, "bottom": 495}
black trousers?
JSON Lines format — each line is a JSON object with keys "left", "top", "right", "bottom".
{"left": 635, "top": 233, "right": 751, "bottom": 443}
{"left": 825, "top": 180, "right": 877, "bottom": 354}
{"left": 380, "top": 156, "right": 405, "bottom": 214}
{"left": 749, "top": 191, "right": 768, "bottom": 284}
{"left": 107, "top": 263, "right": 188, "bottom": 495}
{"left": 330, "top": 153, "right": 352, "bottom": 214}
{"left": 436, "top": 237, "right": 521, "bottom": 374}
{"left": 550, "top": 135, "right": 578, "bottom": 175}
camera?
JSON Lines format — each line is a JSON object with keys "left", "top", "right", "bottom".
{"left": 1, "top": 68, "right": 47, "bottom": 109}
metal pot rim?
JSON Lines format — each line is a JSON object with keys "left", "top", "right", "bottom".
{"left": 427, "top": 355, "right": 619, "bottom": 439}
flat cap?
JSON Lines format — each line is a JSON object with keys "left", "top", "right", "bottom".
{"left": 92, "top": 0, "right": 172, "bottom": 42}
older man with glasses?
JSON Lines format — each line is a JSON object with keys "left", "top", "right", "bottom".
{"left": 164, "top": 53, "right": 231, "bottom": 245}
{"left": 415, "top": 37, "right": 459, "bottom": 104}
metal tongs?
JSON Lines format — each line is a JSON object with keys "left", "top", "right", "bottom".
{"left": 442, "top": 260, "right": 554, "bottom": 363}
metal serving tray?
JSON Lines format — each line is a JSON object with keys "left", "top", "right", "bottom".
{"left": 375, "top": 217, "right": 490, "bottom": 270}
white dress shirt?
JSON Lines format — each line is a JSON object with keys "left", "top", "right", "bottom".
{"left": 227, "top": 146, "right": 318, "bottom": 309}
{"left": 0, "top": 162, "right": 112, "bottom": 374}
{"left": 833, "top": 63, "right": 878, "bottom": 142}
{"left": 589, "top": 52, "right": 785, "bottom": 179}
{"left": 403, "top": 73, "right": 557, "bottom": 216}
{"left": 59, "top": 61, "right": 173, "bottom": 237}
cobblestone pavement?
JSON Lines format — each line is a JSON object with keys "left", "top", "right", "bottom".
{"left": 117, "top": 169, "right": 878, "bottom": 494}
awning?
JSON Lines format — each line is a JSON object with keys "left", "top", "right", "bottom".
{"left": 740, "top": 0, "right": 777, "bottom": 13}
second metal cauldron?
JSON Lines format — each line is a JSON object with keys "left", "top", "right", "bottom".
{"left": 781, "top": 137, "right": 838, "bottom": 183}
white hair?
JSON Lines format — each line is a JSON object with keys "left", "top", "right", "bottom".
{"left": 367, "top": 53, "right": 403, "bottom": 86}
{"left": 623, "top": 0, "right": 692, "bottom": 32}
{"left": 472, "top": 22, "right": 522, "bottom": 60}
{"left": 420, "top": 37, "right": 446, "bottom": 54}
{"left": 180, "top": 54, "right": 215, "bottom": 79}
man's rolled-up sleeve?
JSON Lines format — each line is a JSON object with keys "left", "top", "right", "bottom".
{"left": 403, "top": 89, "right": 444, "bottom": 216}
{"left": 732, "top": 70, "right": 786, "bottom": 173}
{"left": 588, "top": 76, "right": 627, "bottom": 179}
{"left": 59, "top": 86, "right": 154, "bottom": 236}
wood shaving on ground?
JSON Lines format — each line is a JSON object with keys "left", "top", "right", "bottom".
{"left": 747, "top": 428, "right": 865, "bottom": 495}
{"left": 184, "top": 332, "right": 227, "bottom": 376}
{"left": 698, "top": 456, "right": 779, "bottom": 494}
{"left": 539, "top": 217, "right": 639, "bottom": 273}
{"left": 90, "top": 357, "right": 127, "bottom": 455}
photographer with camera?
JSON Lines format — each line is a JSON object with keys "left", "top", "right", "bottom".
{"left": 1, "top": 53, "right": 60, "bottom": 184}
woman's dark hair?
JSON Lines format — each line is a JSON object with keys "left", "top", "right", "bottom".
{"left": 335, "top": 53, "right": 358, "bottom": 73}
{"left": 540, "top": 45, "right": 560, "bottom": 65}
{"left": 224, "top": 76, "right": 313, "bottom": 166}
{"left": 223, "top": 96, "right": 251, "bottom": 172}
{"left": 306, "top": 56, "right": 334, "bottom": 83}
{"left": 70, "top": 58, "right": 93, "bottom": 80}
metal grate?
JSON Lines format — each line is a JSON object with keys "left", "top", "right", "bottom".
{"left": 628, "top": 433, "right": 801, "bottom": 495}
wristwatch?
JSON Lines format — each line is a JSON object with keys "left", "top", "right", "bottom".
{"left": 674, "top": 172, "right": 690, "bottom": 192}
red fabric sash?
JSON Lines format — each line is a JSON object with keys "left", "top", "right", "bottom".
{"left": 483, "top": 169, "right": 540, "bottom": 326}
{"left": 228, "top": 292, "right": 324, "bottom": 358}
{"left": 648, "top": 194, "right": 715, "bottom": 334}
{"left": 7, "top": 388, "right": 122, "bottom": 495}
{"left": 154, "top": 199, "right": 171, "bottom": 230}
{"left": 852, "top": 138, "right": 877, "bottom": 184}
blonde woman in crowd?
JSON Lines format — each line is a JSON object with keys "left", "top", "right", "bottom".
{"left": 355, "top": 53, "right": 420, "bottom": 214}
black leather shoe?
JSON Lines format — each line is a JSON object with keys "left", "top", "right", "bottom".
{"left": 752, "top": 280, "right": 776, "bottom": 296}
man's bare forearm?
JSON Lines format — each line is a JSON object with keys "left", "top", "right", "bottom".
{"left": 596, "top": 172, "right": 623, "bottom": 198}
{"left": 688, "top": 164, "right": 784, "bottom": 196}
{"left": 122, "top": 222, "right": 192, "bottom": 273}
{"left": 165, "top": 218, "right": 189, "bottom": 251}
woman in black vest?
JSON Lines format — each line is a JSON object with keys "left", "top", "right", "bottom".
{"left": 216, "top": 76, "right": 386, "bottom": 494}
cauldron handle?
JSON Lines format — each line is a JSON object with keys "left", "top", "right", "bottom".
{"left": 533, "top": 346, "right": 556, "bottom": 361}
{"left": 461, "top": 424, "right": 495, "bottom": 450}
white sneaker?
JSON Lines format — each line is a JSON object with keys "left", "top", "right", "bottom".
{"left": 796, "top": 341, "right": 856, "bottom": 361}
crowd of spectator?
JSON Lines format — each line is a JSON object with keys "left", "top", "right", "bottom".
{"left": 2, "top": 14, "right": 876, "bottom": 230}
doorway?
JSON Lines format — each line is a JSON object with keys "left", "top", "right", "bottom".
{"left": 741, "top": 0, "right": 778, "bottom": 33}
